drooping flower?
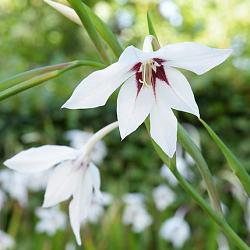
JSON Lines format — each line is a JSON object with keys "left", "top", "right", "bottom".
{"left": 122, "top": 193, "right": 153, "bottom": 232}
{"left": 63, "top": 35, "right": 231, "bottom": 157}
{"left": 160, "top": 209, "right": 190, "bottom": 248}
{"left": 35, "top": 207, "right": 67, "bottom": 236}
{"left": 4, "top": 122, "right": 118, "bottom": 245}
{"left": 152, "top": 185, "right": 176, "bottom": 211}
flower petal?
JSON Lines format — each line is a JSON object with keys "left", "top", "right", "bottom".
{"left": 119, "top": 45, "right": 147, "bottom": 64}
{"left": 155, "top": 42, "right": 232, "bottom": 75}
{"left": 63, "top": 61, "right": 134, "bottom": 109}
{"left": 43, "top": 162, "right": 78, "bottom": 207}
{"left": 150, "top": 102, "right": 177, "bottom": 158}
{"left": 4, "top": 145, "right": 78, "bottom": 173}
{"left": 44, "top": 0, "right": 82, "bottom": 26}
{"left": 69, "top": 168, "right": 93, "bottom": 245}
{"left": 89, "top": 163, "right": 102, "bottom": 198}
{"left": 157, "top": 67, "right": 199, "bottom": 117}
{"left": 117, "top": 76, "right": 154, "bottom": 139}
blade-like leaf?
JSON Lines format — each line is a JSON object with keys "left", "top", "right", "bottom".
{"left": 67, "top": 0, "right": 110, "bottom": 63}
{"left": 0, "top": 60, "right": 105, "bottom": 101}
{"left": 200, "top": 119, "right": 250, "bottom": 196}
{"left": 147, "top": 12, "right": 158, "bottom": 40}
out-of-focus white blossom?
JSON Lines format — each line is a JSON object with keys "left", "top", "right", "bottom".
{"left": 160, "top": 211, "right": 190, "bottom": 248}
{"left": 152, "top": 185, "right": 176, "bottom": 211}
{"left": 0, "top": 189, "right": 6, "bottom": 211}
{"left": 217, "top": 234, "right": 229, "bottom": 250}
{"left": 122, "top": 193, "right": 152, "bottom": 232}
{"left": 0, "top": 230, "right": 15, "bottom": 250}
{"left": 94, "top": 1, "right": 112, "bottom": 22}
{"left": 0, "top": 170, "right": 28, "bottom": 207}
{"left": 115, "top": 9, "right": 134, "bottom": 29}
{"left": 65, "top": 130, "right": 107, "bottom": 164}
{"left": 65, "top": 242, "right": 76, "bottom": 250}
{"left": 35, "top": 207, "right": 67, "bottom": 236}
{"left": 159, "top": 0, "right": 183, "bottom": 27}
{"left": 25, "top": 171, "right": 50, "bottom": 192}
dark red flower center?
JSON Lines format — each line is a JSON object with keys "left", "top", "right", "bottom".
{"left": 131, "top": 58, "right": 169, "bottom": 96}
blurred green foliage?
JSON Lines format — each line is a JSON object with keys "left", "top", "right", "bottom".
{"left": 0, "top": 0, "right": 250, "bottom": 249}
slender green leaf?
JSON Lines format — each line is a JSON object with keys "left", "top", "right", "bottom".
{"left": 0, "top": 60, "right": 105, "bottom": 101}
{"left": 147, "top": 12, "right": 158, "bottom": 40}
{"left": 81, "top": 1, "right": 123, "bottom": 58}
{"left": 67, "top": 0, "right": 110, "bottom": 63}
{"left": 200, "top": 118, "right": 250, "bottom": 196}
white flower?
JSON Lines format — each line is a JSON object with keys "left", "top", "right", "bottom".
{"left": 4, "top": 122, "right": 118, "bottom": 245}
{"left": 35, "top": 207, "right": 67, "bottom": 236}
{"left": 160, "top": 211, "right": 190, "bottom": 248}
{"left": 65, "top": 242, "right": 76, "bottom": 250}
{"left": 0, "top": 189, "right": 6, "bottom": 211}
{"left": 0, "top": 230, "right": 15, "bottom": 250}
{"left": 65, "top": 130, "right": 107, "bottom": 164}
{"left": 217, "top": 234, "right": 229, "bottom": 250}
{"left": 152, "top": 185, "right": 176, "bottom": 211}
{"left": 122, "top": 193, "right": 152, "bottom": 232}
{"left": 0, "top": 170, "right": 28, "bottom": 207}
{"left": 63, "top": 35, "right": 231, "bottom": 157}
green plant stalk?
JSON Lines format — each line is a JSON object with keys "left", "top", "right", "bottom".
{"left": 67, "top": 0, "right": 110, "bottom": 63}
{"left": 146, "top": 127, "right": 249, "bottom": 250}
{"left": 200, "top": 118, "right": 250, "bottom": 196}
{"left": 0, "top": 60, "right": 105, "bottom": 91}
{"left": 0, "top": 60, "right": 105, "bottom": 101}
{"left": 178, "top": 123, "right": 222, "bottom": 213}
{"left": 81, "top": 1, "right": 123, "bottom": 58}
{"left": 7, "top": 202, "right": 22, "bottom": 238}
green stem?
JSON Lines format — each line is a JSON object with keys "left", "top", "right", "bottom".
{"left": 145, "top": 122, "right": 249, "bottom": 250}
{"left": 178, "top": 124, "right": 222, "bottom": 213}
{"left": 7, "top": 202, "right": 22, "bottom": 238}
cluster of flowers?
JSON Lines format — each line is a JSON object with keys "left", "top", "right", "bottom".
{"left": 1, "top": 0, "right": 234, "bottom": 246}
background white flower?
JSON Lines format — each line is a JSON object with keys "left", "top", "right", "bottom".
{"left": 0, "top": 230, "right": 15, "bottom": 250}
{"left": 217, "top": 234, "right": 229, "bottom": 250}
{"left": 35, "top": 206, "right": 67, "bottom": 236}
{"left": 160, "top": 211, "right": 190, "bottom": 248}
{"left": 152, "top": 185, "right": 176, "bottom": 211}
{"left": 0, "top": 189, "right": 6, "bottom": 211}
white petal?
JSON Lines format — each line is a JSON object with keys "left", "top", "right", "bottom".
{"left": 118, "top": 46, "right": 147, "bottom": 64}
{"left": 44, "top": 0, "right": 82, "bottom": 26}
{"left": 157, "top": 67, "right": 199, "bottom": 117}
{"left": 4, "top": 145, "right": 78, "bottom": 173}
{"left": 63, "top": 62, "right": 133, "bottom": 109}
{"left": 155, "top": 42, "right": 232, "bottom": 75}
{"left": 117, "top": 76, "right": 154, "bottom": 139}
{"left": 69, "top": 168, "right": 93, "bottom": 245}
{"left": 89, "top": 163, "right": 101, "bottom": 197}
{"left": 150, "top": 102, "right": 177, "bottom": 158}
{"left": 43, "top": 162, "right": 78, "bottom": 207}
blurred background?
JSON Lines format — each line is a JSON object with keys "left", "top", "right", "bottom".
{"left": 0, "top": 0, "right": 250, "bottom": 249}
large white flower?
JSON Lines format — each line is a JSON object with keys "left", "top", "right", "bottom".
{"left": 63, "top": 35, "right": 231, "bottom": 157}
{"left": 0, "top": 230, "right": 15, "bottom": 250}
{"left": 4, "top": 122, "right": 118, "bottom": 245}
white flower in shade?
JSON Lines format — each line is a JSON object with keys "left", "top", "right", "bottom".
{"left": 160, "top": 211, "right": 190, "bottom": 248}
{"left": 0, "top": 170, "right": 28, "bottom": 207}
{"left": 35, "top": 207, "right": 66, "bottom": 236}
{"left": 65, "top": 130, "right": 107, "bottom": 164}
{"left": 65, "top": 242, "right": 76, "bottom": 250}
{"left": 152, "top": 185, "right": 176, "bottom": 211}
{"left": 0, "top": 230, "right": 15, "bottom": 250}
{"left": 217, "top": 234, "right": 229, "bottom": 250}
{"left": 122, "top": 193, "right": 152, "bottom": 232}
{"left": 63, "top": 35, "right": 231, "bottom": 157}
{"left": 4, "top": 122, "right": 118, "bottom": 245}
{"left": 0, "top": 189, "right": 6, "bottom": 211}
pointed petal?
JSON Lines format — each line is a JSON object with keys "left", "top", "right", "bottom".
{"left": 69, "top": 168, "right": 93, "bottom": 245}
{"left": 157, "top": 67, "right": 199, "bottom": 117}
{"left": 150, "top": 103, "right": 177, "bottom": 158}
{"left": 43, "top": 162, "right": 78, "bottom": 207}
{"left": 44, "top": 0, "right": 82, "bottom": 26}
{"left": 155, "top": 42, "right": 232, "bottom": 75}
{"left": 117, "top": 76, "right": 154, "bottom": 139}
{"left": 63, "top": 62, "right": 133, "bottom": 109}
{"left": 119, "top": 46, "right": 147, "bottom": 64}
{"left": 89, "top": 163, "right": 101, "bottom": 197}
{"left": 4, "top": 145, "right": 78, "bottom": 173}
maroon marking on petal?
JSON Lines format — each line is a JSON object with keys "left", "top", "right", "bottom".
{"left": 155, "top": 65, "right": 170, "bottom": 85}
{"left": 151, "top": 72, "right": 157, "bottom": 97}
{"left": 135, "top": 72, "right": 143, "bottom": 96}
{"left": 131, "top": 62, "right": 142, "bottom": 72}
{"left": 153, "top": 58, "right": 166, "bottom": 65}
